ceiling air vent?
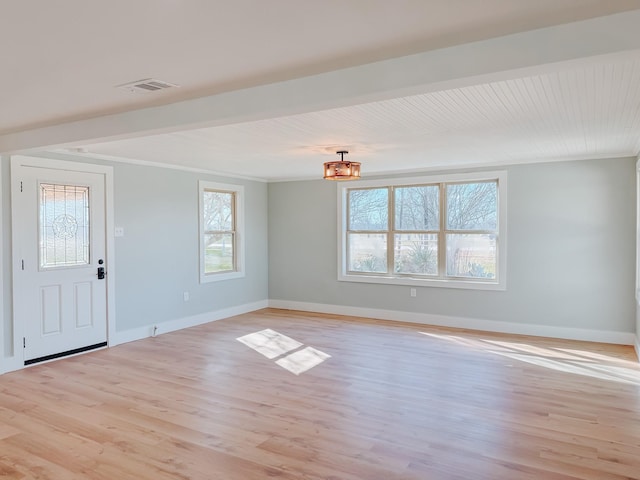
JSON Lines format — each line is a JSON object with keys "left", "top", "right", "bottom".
{"left": 116, "top": 78, "right": 179, "bottom": 94}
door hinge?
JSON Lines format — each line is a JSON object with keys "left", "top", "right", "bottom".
{"left": 20, "top": 181, "right": 23, "bottom": 192}
{"left": 23, "top": 337, "right": 26, "bottom": 348}
{"left": 21, "top": 259, "right": 24, "bottom": 270}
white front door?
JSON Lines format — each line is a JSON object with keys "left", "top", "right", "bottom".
{"left": 13, "top": 162, "right": 108, "bottom": 364}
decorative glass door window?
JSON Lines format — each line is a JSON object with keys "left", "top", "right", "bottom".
{"left": 39, "top": 183, "right": 90, "bottom": 268}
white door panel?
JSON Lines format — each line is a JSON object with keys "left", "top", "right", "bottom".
{"left": 15, "top": 166, "right": 107, "bottom": 362}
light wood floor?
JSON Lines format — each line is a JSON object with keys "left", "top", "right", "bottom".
{"left": 1, "top": 308, "right": 639, "bottom": 479}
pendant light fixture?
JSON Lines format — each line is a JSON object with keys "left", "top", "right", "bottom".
{"left": 323, "top": 150, "right": 361, "bottom": 180}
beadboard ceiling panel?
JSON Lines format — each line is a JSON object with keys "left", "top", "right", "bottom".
{"left": 83, "top": 58, "right": 640, "bottom": 180}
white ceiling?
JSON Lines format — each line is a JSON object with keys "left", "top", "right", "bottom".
{"left": 2, "top": 1, "right": 640, "bottom": 181}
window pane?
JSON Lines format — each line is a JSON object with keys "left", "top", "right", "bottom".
{"left": 40, "top": 183, "right": 90, "bottom": 268}
{"left": 395, "top": 186, "right": 439, "bottom": 231}
{"left": 203, "top": 191, "right": 233, "bottom": 231}
{"left": 204, "top": 233, "right": 234, "bottom": 273}
{"left": 348, "top": 188, "right": 388, "bottom": 230}
{"left": 446, "top": 234, "right": 496, "bottom": 278}
{"left": 348, "top": 233, "right": 387, "bottom": 273}
{"left": 446, "top": 182, "right": 497, "bottom": 230}
{"left": 394, "top": 234, "right": 438, "bottom": 275}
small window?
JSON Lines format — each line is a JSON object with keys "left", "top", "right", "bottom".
{"left": 199, "top": 181, "right": 244, "bottom": 283}
{"left": 338, "top": 171, "right": 506, "bottom": 290}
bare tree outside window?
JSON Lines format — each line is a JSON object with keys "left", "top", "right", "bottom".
{"left": 348, "top": 188, "right": 388, "bottom": 230}
{"left": 446, "top": 182, "right": 497, "bottom": 230}
{"left": 394, "top": 185, "right": 439, "bottom": 275}
{"left": 203, "top": 190, "right": 235, "bottom": 273}
{"left": 348, "top": 188, "right": 388, "bottom": 273}
{"left": 446, "top": 182, "right": 497, "bottom": 279}
{"left": 345, "top": 178, "right": 500, "bottom": 282}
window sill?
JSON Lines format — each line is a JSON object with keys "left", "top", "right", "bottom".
{"left": 338, "top": 273, "right": 505, "bottom": 291}
{"left": 200, "top": 270, "right": 245, "bottom": 284}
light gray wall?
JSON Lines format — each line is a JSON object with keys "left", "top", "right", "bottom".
{"left": 268, "top": 157, "right": 637, "bottom": 334}
{"left": 2, "top": 154, "right": 636, "bottom": 363}
{"left": 1, "top": 153, "right": 268, "bottom": 359}
{"left": 111, "top": 161, "right": 268, "bottom": 330}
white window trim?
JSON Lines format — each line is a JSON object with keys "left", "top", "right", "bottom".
{"left": 636, "top": 158, "right": 640, "bottom": 306}
{"left": 337, "top": 170, "right": 507, "bottom": 291}
{"left": 199, "top": 180, "right": 245, "bottom": 283}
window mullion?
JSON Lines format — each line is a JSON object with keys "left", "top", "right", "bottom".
{"left": 438, "top": 182, "right": 446, "bottom": 278}
{"left": 231, "top": 193, "right": 237, "bottom": 271}
{"left": 445, "top": 229, "right": 496, "bottom": 235}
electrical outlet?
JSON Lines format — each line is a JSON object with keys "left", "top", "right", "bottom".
{"left": 183, "top": 291, "right": 190, "bottom": 302}
{"left": 410, "top": 288, "right": 417, "bottom": 297}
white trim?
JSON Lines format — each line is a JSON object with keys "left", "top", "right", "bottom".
{"left": 273, "top": 154, "right": 639, "bottom": 183}
{"left": 637, "top": 158, "right": 640, "bottom": 306}
{"left": 57, "top": 150, "right": 267, "bottom": 183}
{"left": 2, "top": 296, "right": 635, "bottom": 374}
{"left": 199, "top": 180, "right": 245, "bottom": 283}
{"left": 268, "top": 300, "right": 637, "bottom": 346}
{"left": 0, "top": 156, "right": 4, "bottom": 373}
{"left": 9, "top": 155, "right": 116, "bottom": 368}
{"left": 113, "top": 300, "right": 268, "bottom": 345}
{"left": 341, "top": 169, "right": 505, "bottom": 189}
{"left": 0, "top": 300, "right": 269, "bottom": 374}
{"left": 636, "top": 158, "right": 639, "bottom": 362}
{"left": 2, "top": 356, "right": 22, "bottom": 374}
{"left": 337, "top": 170, "right": 507, "bottom": 291}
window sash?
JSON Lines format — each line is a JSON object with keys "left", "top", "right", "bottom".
{"left": 203, "top": 232, "right": 236, "bottom": 274}
{"left": 203, "top": 190, "right": 236, "bottom": 274}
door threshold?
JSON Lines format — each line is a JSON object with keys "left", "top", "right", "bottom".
{"left": 24, "top": 342, "right": 108, "bottom": 366}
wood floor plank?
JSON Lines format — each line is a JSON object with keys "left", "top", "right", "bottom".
{"left": 1, "top": 308, "right": 639, "bottom": 479}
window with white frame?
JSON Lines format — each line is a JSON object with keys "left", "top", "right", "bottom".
{"left": 199, "top": 181, "right": 244, "bottom": 283}
{"left": 338, "top": 171, "right": 506, "bottom": 290}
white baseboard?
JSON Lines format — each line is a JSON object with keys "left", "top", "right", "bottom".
{"left": 1, "top": 300, "right": 268, "bottom": 375}
{"left": 3, "top": 298, "right": 635, "bottom": 375}
{"left": 112, "top": 300, "right": 268, "bottom": 346}
{"left": 1, "top": 356, "right": 23, "bottom": 375}
{"left": 268, "top": 299, "right": 637, "bottom": 346}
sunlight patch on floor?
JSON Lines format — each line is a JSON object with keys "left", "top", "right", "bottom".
{"left": 420, "top": 332, "right": 640, "bottom": 386}
{"left": 236, "top": 328, "right": 302, "bottom": 359}
{"left": 237, "top": 329, "right": 330, "bottom": 375}
{"left": 275, "top": 346, "right": 331, "bottom": 375}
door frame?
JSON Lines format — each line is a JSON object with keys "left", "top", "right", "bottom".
{"left": 8, "top": 155, "right": 116, "bottom": 372}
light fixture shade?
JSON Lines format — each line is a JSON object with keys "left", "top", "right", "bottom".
{"left": 323, "top": 151, "right": 361, "bottom": 180}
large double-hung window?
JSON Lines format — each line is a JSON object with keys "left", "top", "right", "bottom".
{"left": 338, "top": 171, "right": 506, "bottom": 290}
